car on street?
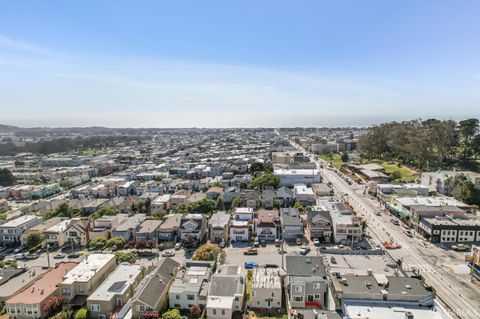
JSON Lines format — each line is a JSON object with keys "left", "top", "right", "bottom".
{"left": 260, "top": 240, "right": 266, "bottom": 247}
{"left": 174, "top": 242, "right": 182, "bottom": 250}
{"left": 53, "top": 253, "right": 65, "bottom": 259}
{"left": 274, "top": 239, "right": 281, "bottom": 247}
{"left": 244, "top": 261, "right": 259, "bottom": 269}
{"left": 25, "top": 253, "right": 39, "bottom": 260}
{"left": 14, "top": 253, "right": 27, "bottom": 260}
{"left": 390, "top": 218, "right": 400, "bottom": 226}
{"left": 374, "top": 211, "right": 381, "bottom": 216}
{"left": 313, "top": 238, "right": 320, "bottom": 246}
{"left": 162, "top": 250, "right": 175, "bottom": 257}
{"left": 299, "top": 245, "right": 310, "bottom": 255}
{"left": 296, "top": 237, "right": 303, "bottom": 245}
{"left": 67, "top": 252, "right": 80, "bottom": 259}
{"left": 243, "top": 248, "right": 258, "bottom": 255}
{"left": 253, "top": 240, "right": 260, "bottom": 247}
{"left": 404, "top": 230, "right": 413, "bottom": 237}
{"left": 452, "top": 244, "right": 470, "bottom": 252}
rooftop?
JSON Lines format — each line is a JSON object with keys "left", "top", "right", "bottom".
{"left": 252, "top": 268, "right": 282, "bottom": 290}
{"left": 62, "top": 253, "right": 115, "bottom": 284}
{"left": 87, "top": 263, "right": 142, "bottom": 301}
{"left": 0, "top": 215, "right": 40, "bottom": 228}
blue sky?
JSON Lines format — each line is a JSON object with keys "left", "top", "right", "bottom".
{"left": 0, "top": 0, "right": 479, "bottom": 127}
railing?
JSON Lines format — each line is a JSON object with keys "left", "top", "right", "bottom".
{"left": 305, "top": 301, "right": 323, "bottom": 309}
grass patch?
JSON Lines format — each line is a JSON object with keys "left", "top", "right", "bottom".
{"left": 246, "top": 270, "right": 253, "bottom": 301}
{"left": 248, "top": 312, "right": 287, "bottom": 319}
{"left": 320, "top": 153, "right": 344, "bottom": 169}
{"left": 379, "top": 162, "right": 417, "bottom": 182}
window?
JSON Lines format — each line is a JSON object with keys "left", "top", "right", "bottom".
{"left": 176, "top": 295, "right": 180, "bottom": 300}
{"left": 294, "top": 296, "right": 303, "bottom": 302}
{"left": 174, "top": 304, "right": 180, "bottom": 308}
{"left": 294, "top": 285, "right": 303, "bottom": 292}
{"left": 314, "top": 283, "right": 321, "bottom": 289}
{"left": 221, "top": 310, "right": 226, "bottom": 315}
{"left": 90, "top": 304, "right": 100, "bottom": 312}
{"left": 271, "top": 292, "right": 275, "bottom": 297}
{"left": 137, "top": 305, "right": 145, "bottom": 312}
{"left": 62, "top": 288, "right": 71, "bottom": 296}
{"left": 98, "top": 315, "right": 106, "bottom": 319}
{"left": 314, "top": 294, "right": 320, "bottom": 299}
{"left": 187, "top": 295, "right": 195, "bottom": 300}
{"left": 78, "top": 287, "right": 85, "bottom": 294}
{"left": 212, "top": 309, "right": 217, "bottom": 315}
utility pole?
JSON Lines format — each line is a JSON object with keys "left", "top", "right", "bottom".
{"left": 44, "top": 236, "right": 51, "bottom": 268}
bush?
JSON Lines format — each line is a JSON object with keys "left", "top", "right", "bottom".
{"left": 74, "top": 308, "right": 88, "bottom": 319}
{"left": 43, "top": 296, "right": 64, "bottom": 317}
{"left": 115, "top": 251, "right": 137, "bottom": 264}
{"left": 161, "top": 309, "right": 181, "bottom": 319}
{"left": 192, "top": 243, "right": 221, "bottom": 262}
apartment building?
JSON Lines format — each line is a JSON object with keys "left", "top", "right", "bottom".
{"left": 280, "top": 208, "right": 303, "bottom": 241}
{"left": 0, "top": 215, "right": 42, "bottom": 246}
{"left": 87, "top": 263, "right": 143, "bottom": 319}
{"left": 60, "top": 254, "right": 117, "bottom": 307}
{"left": 6, "top": 262, "right": 78, "bottom": 319}
{"left": 168, "top": 260, "right": 214, "bottom": 310}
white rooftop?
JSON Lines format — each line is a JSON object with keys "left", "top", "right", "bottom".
{"left": 206, "top": 296, "right": 234, "bottom": 309}
{"left": 0, "top": 215, "right": 39, "bottom": 228}
{"left": 46, "top": 219, "right": 70, "bottom": 233}
{"left": 62, "top": 253, "right": 115, "bottom": 284}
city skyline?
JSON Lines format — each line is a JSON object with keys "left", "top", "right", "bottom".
{"left": 1, "top": 0, "right": 479, "bottom": 127}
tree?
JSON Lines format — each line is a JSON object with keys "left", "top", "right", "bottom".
{"left": 189, "top": 305, "right": 202, "bottom": 319}
{"left": 294, "top": 202, "right": 305, "bottom": 213}
{"left": 92, "top": 206, "right": 120, "bottom": 220}
{"left": 250, "top": 162, "right": 264, "bottom": 173}
{"left": 452, "top": 176, "right": 480, "bottom": 206}
{"left": 89, "top": 236, "right": 107, "bottom": 249}
{"left": 115, "top": 251, "right": 137, "bottom": 264}
{"left": 459, "top": 118, "right": 479, "bottom": 159}
{"left": 161, "top": 309, "right": 181, "bottom": 319}
{"left": 188, "top": 199, "right": 217, "bottom": 215}
{"left": 192, "top": 243, "right": 221, "bottom": 262}
{"left": 43, "top": 296, "right": 64, "bottom": 317}
{"left": 51, "top": 310, "right": 72, "bottom": 319}
{"left": 249, "top": 173, "right": 279, "bottom": 189}
{"left": 216, "top": 196, "right": 224, "bottom": 210}
{"left": 26, "top": 233, "right": 42, "bottom": 249}
{"left": 0, "top": 168, "right": 15, "bottom": 186}
{"left": 106, "top": 236, "right": 126, "bottom": 249}
{"left": 175, "top": 203, "right": 188, "bottom": 214}
{"left": 341, "top": 152, "right": 349, "bottom": 162}
{"left": 218, "top": 250, "right": 227, "bottom": 265}
{"left": 231, "top": 195, "right": 244, "bottom": 209}
{"left": 74, "top": 308, "right": 88, "bottom": 319}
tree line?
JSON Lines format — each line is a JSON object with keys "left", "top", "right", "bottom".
{"left": 358, "top": 118, "right": 480, "bottom": 170}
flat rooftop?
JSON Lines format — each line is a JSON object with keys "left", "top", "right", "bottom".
{"left": 0, "top": 215, "right": 39, "bottom": 228}
{"left": 62, "top": 253, "right": 114, "bottom": 284}
{"left": 87, "top": 263, "right": 142, "bottom": 302}
{"left": 252, "top": 268, "right": 281, "bottom": 290}
{"left": 0, "top": 266, "right": 48, "bottom": 301}
{"left": 324, "top": 253, "right": 401, "bottom": 276}
{"left": 344, "top": 302, "right": 451, "bottom": 319}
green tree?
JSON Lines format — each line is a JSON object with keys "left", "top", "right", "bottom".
{"left": 216, "top": 196, "right": 224, "bottom": 210}
{"left": 161, "top": 309, "right": 181, "bottom": 319}
{"left": 175, "top": 203, "right": 189, "bottom": 214}
{"left": 0, "top": 168, "right": 15, "bottom": 186}
{"left": 231, "top": 195, "right": 244, "bottom": 209}
{"left": 459, "top": 118, "right": 479, "bottom": 159}
{"left": 250, "top": 162, "right": 264, "bottom": 173}
{"left": 106, "top": 236, "right": 126, "bottom": 249}
{"left": 294, "top": 202, "right": 305, "bottom": 213}
{"left": 26, "top": 233, "right": 42, "bottom": 249}
{"left": 341, "top": 152, "right": 349, "bottom": 162}
{"left": 92, "top": 206, "right": 120, "bottom": 220}
{"left": 74, "top": 308, "right": 88, "bottom": 319}
{"left": 89, "top": 236, "right": 108, "bottom": 249}
{"left": 452, "top": 176, "right": 480, "bottom": 206}
{"left": 115, "top": 251, "right": 137, "bottom": 264}
{"left": 249, "top": 173, "right": 279, "bottom": 189}
{"left": 188, "top": 199, "right": 216, "bottom": 215}
{"left": 192, "top": 243, "right": 221, "bottom": 262}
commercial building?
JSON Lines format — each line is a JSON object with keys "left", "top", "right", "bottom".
{"left": 418, "top": 216, "right": 480, "bottom": 244}
{"left": 274, "top": 169, "right": 321, "bottom": 187}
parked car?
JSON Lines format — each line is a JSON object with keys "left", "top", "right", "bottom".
{"left": 299, "top": 245, "right": 310, "bottom": 255}
{"left": 404, "top": 230, "right": 413, "bottom": 237}
{"left": 243, "top": 248, "right": 258, "bottom": 255}
{"left": 244, "top": 261, "right": 259, "bottom": 269}
{"left": 260, "top": 240, "right": 267, "bottom": 247}
{"left": 25, "top": 253, "right": 39, "bottom": 260}
{"left": 253, "top": 240, "right": 260, "bottom": 247}
{"left": 174, "top": 242, "right": 182, "bottom": 250}
{"left": 67, "top": 252, "right": 80, "bottom": 259}
{"left": 390, "top": 218, "right": 400, "bottom": 226}
{"left": 295, "top": 237, "right": 303, "bottom": 245}
{"left": 374, "top": 211, "right": 381, "bottom": 216}
{"left": 274, "top": 239, "right": 281, "bottom": 247}
{"left": 162, "top": 250, "right": 175, "bottom": 257}
{"left": 313, "top": 238, "right": 320, "bottom": 246}
{"left": 452, "top": 244, "right": 470, "bottom": 252}
{"left": 219, "top": 241, "right": 225, "bottom": 249}
{"left": 53, "top": 253, "right": 65, "bottom": 259}
{"left": 14, "top": 253, "right": 27, "bottom": 260}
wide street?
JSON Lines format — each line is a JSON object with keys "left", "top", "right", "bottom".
{"left": 289, "top": 139, "right": 480, "bottom": 319}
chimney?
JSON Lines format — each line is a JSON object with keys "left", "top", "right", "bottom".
{"left": 405, "top": 311, "right": 414, "bottom": 319}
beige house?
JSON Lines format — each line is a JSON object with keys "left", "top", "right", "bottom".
{"left": 44, "top": 219, "right": 70, "bottom": 247}
{"left": 87, "top": 263, "right": 143, "bottom": 319}
{"left": 21, "top": 217, "right": 65, "bottom": 245}
{"left": 60, "top": 254, "right": 116, "bottom": 307}
{"left": 130, "top": 257, "right": 180, "bottom": 318}
{"left": 6, "top": 262, "right": 78, "bottom": 319}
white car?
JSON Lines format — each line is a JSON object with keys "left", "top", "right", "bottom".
{"left": 374, "top": 211, "right": 381, "bottom": 216}
{"left": 299, "top": 245, "right": 310, "bottom": 255}
{"left": 313, "top": 238, "right": 320, "bottom": 246}
{"left": 14, "top": 253, "right": 27, "bottom": 260}
{"left": 162, "top": 250, "right": 175, "bottom": 257}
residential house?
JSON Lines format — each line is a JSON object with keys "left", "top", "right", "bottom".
{"left": 312, "top": 184, "right": 332, "bottom": 197}
{"left": 168, "top": 260, "right": 214, "bottom": 310}
{"left": 244, "top": 190, "right": 261, "bottom": 209}
{"left": 294, "top": 184, "right": 316, "bottom": 206}
{"left": 233, "top": 207, "right": 253, "bottom": 221}
{"left": 157, "top": 214, "right": 182, "bottom": 243}
{"left": 60, "top": 254, "right": 117, "bottom": 307}
{"left": 251, "top": 268, "right": 282, "bottom": 310}
{"left": 255, "top": 210, "right": 281, "bottom": 242}
{"left": 111, "top": 214, "right": 147, "bottom": 241}
{"left": 208, "top": 211, "right": 230, "bottom": 243}
{"left": 229, "top": 220, "right": 250, "bottom": 242}
{"left": 21, "top": 217, "right": 65, "bottom": 246}
{"left": 169, "top": 190, "right": 189, "bottom": 210}
{"left": 87, "top": 263, "right": 143, "bottom": 319}
{"left": 130, "top": 258, "right": 180, "bottom": 318}
{"left": 223, "top": 187, "right": 241, "bottom": 204}
{"left": 44, "top": 219, "right": 70, "bottom": 247}
{"left": 262, "top": 189, "right": 276, "bottom": 209}
{"left": 135, "top": 219, "right": 162, "bottom": 242}
{"left": 5, "top": 262, "right": 78, "bottom": 319}
{"left": 0, "top": 267, "right": 48, "bottom": 307}
{"left": 65, "top": 218, "right": 90, "bottom": 247}
{"left": 89, "top": 214, "right": 128, "bottom": 241}
{"left": 206, "top": 265, "right": 245, "bottom": 319}
{"left": 117, "top": 181, "right": 137, "bottom": 196}
{"left": 0, "top": 215, "right": 42, "bottom": 246}
{"left": 316, "top": 200, "right": 363, "bottom": 244}
{"left": 280, "top": 208, "right": 303, "bottom": 241}
{"left": 286, "top": 255, "right": 328, "bottom": 310}
{"left": 276, "top": 186, "right": 294, "bottom": 207}
{"left": 206, "top": 187, "right": 223, "bottom": 200}
{"left": 180, "top": 213, "right": 207, "bottom": 247}
{"left": 307, "top": 209, "right": 332, "bottom": 243}
{"left": 151, "top": 194, "right": 171, "bottom": 214}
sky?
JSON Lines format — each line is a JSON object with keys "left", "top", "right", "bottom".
{"left": 0, "top": 0, "right": 479, "bottom": 128}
